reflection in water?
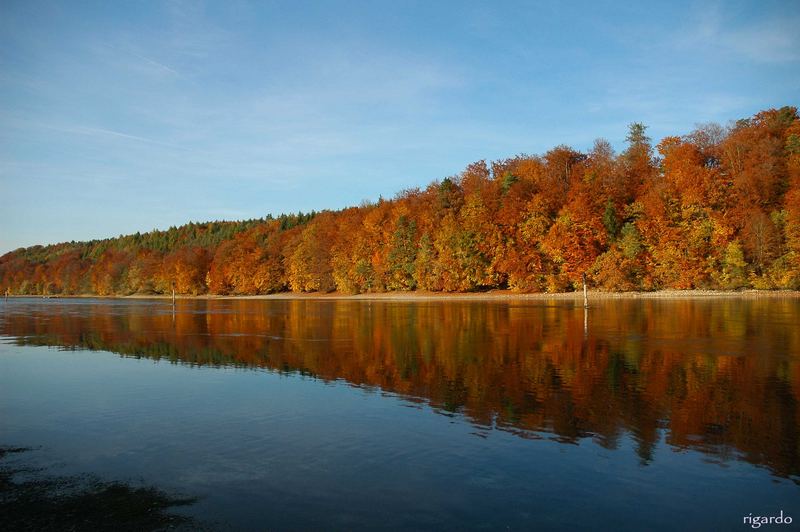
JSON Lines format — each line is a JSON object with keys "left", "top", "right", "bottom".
{"left": 1, "top": 297, "right": 799, "bottom": 482}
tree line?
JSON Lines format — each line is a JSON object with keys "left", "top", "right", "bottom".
{"left": 2, "top": 106, "right": 799, "bottom": 295}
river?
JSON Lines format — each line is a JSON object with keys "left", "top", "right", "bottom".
{"left": 1, "top": 297, "right": 798, "bottom": 529}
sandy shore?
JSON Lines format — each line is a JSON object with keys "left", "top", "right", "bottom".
{"left": 8, "top": 289, "right": 800, "bottom": 301}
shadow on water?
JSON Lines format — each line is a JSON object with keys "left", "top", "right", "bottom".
{"left": 0, "top": 446, "right": 201, "bottom": 531}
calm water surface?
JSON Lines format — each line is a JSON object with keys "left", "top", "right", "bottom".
{"left": 1, "top": 297, "right": 798, "bottom": 530}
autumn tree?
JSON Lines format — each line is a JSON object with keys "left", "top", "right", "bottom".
{"left": 385, "top": 214, "right": 418, "bottom": 290}
{"left": 1, "top": 107, "right": 797, "bottom": 295}
{"left": 286, "top": 214, "right": 336, "bottom": 292}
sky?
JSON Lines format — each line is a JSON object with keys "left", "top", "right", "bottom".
{"left": 1, "top": 0, "right": 798, "bottom": 253}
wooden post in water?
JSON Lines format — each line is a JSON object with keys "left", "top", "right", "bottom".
{"left": 582, "top": 272, "right": 589, "bottom": 309}
{"left": 171, "top": 282, "right": 176, "bottom": 308}
{"left": 584, "top": 306, "right": 588, "bottom": 337}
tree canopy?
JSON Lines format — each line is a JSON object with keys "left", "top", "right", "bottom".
{"left": 3, "top": 107, "right": 799, "bottom": 295}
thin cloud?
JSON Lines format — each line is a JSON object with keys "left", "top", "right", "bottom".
{"left": 89, "top": 42, "right": 182, "bottom": 78}
{"left": 128, "top": 51, "right": 180, "bottom": 76}
{"left": 673, "top": 5, "right": 800, "bottom": 63}
{"left": 724, "top": 19, "right": 800, "bottom": 63}
{"left": 48, "top": 124, "right": 193, "bottom": 152}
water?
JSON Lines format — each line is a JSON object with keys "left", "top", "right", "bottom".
{"left": 1, "top": 297, "right": 798, "bottom": 530}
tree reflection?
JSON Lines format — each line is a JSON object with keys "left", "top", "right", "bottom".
{"left": 2, "top": 297, "right": 798, "bottom": 481}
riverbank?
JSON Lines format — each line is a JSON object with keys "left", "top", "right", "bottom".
{"left": 6, "top": 289, "right": 800, "bottom": 301}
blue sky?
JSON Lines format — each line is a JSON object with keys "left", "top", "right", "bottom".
{"left": 1, "top": 0, "right": 798, "bottom": 253}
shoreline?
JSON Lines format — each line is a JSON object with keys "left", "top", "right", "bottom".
{"left": 5, "top": 289, "right": 800, "bottom": 301}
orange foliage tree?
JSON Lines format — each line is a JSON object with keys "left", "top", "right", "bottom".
{"left": 2, "top": 107, "right": 799, "bottom": 295}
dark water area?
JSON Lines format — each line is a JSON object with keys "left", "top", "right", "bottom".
{"left": 1, "top": 297, "right": 798, "bottom": 530}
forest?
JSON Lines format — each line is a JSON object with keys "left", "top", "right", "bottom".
{"left": 2, "top": 106, "right": 799, "bottom": 295}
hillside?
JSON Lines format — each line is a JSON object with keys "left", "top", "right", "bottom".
{"left": 2, "top": 107, "right": 799, "bottom": 295}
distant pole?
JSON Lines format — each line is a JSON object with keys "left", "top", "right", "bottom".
{"left": 582, "top": 272, "right": 589, "bottom": 309}
{"left": 171, "top": 282, "right": 176, "bottom": 308}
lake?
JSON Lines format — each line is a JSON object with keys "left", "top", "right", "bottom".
{"left": 1, "top": 296, "right": 798, "bottom": 530}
